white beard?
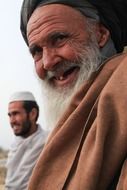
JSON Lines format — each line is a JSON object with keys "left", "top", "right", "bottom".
{"left": 38, "top": 39, "right": 102, "bottom": 132}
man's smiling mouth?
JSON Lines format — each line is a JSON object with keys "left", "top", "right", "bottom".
{"left": 49, "top": 66, "right": 80, "bottom": 87}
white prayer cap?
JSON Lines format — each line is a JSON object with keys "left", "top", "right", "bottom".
{"left": 9, "top": 91, "right": 36, "bottom": 103}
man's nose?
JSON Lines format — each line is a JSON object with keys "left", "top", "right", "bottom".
{"left": 42, "top": 47, "right": 61, "bottom": 70}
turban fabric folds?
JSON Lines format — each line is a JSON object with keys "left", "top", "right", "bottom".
{"left": 20, "top": 0, "right": 127, "bottom": 52}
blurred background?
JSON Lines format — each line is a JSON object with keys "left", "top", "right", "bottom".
{"left": 0, "top": 1, "right": 44, "bottom": 187}
{"left": 0, "top": 1, "right": 44, "bottom": 150}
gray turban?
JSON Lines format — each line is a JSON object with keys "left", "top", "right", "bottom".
{"left": 20, "top": 0, "right": 127, "bottom": 53}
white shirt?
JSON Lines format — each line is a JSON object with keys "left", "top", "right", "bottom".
{"left": 5, "top": 125, "right": 48, "bottom": 190}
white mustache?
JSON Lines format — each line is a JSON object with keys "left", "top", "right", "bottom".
{"left": 45, "top": 61, "right": 81, "bottom": 80}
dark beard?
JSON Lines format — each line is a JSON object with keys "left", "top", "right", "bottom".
{"left": 15, "top": 116, "right": 32, "bottom": 137}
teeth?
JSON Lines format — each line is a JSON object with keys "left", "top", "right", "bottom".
{"left": 56, "top": 76, "right": 64, "bottom": 80}
{"left": 59, "top": 76, "right": 64, "bottom": 80}
{"left": 13, "top": 126, "right": 18, "bottom": 129}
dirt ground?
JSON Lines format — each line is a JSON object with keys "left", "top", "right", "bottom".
{"left": 0, "top": 165, "right": 6, "bottom": 188}
{"left": 0, "top": 184, "right": 5, "bottom": 190}
{"left": 0, "top": 148, "right": 7, "bottom": 190}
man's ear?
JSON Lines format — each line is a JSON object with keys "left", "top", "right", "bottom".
{"left": 30, "top": 108, "right": 37, "bottom": 121}
{"left": 96, "top": 23, "right": 110, "bottom": 48}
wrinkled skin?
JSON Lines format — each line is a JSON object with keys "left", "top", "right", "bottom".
{"left": 27, "top": 4, "right": 109, "bottom": 89}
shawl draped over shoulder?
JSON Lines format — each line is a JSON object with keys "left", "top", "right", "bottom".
{"left": 27, "top": 53, "right": 127, "bottom": 190}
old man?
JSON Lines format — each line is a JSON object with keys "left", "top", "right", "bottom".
{"left": 20, "top": 0, "right": 127, "bottom": 189}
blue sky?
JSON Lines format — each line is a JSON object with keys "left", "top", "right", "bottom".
{"left": 0, "top": 1, "right": 44, "bottom": 149}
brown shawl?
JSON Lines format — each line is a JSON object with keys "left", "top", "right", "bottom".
{"left": 28, "top": 53, "right": 127, "bottom": 190}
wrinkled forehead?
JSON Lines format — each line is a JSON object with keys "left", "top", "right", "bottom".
{"left": 27, "top": 4, "right": 86, "bottom": 36}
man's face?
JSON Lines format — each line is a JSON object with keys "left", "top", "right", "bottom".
{"left": 8, "top": 101, "right": 32, "bottom": 137}
{"left": 27, "top": 4, "right": 94, "bottom": 89}
{"left": 27, "top": 4, "right": 102, "bottom": 130}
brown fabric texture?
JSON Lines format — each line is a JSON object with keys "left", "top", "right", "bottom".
{"left": 28, "top": 53, "right": 127, "bottom": 190}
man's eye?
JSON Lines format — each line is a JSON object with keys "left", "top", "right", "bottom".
{"left": 30, "top": 46, "right": 42, "bottom": 61}
{"left": 52, "top": 33, "right": 69, "bottom": 47}
{"left": 29, "top": 45, "right": 41, "bottom": 56}
{"left": 33, "top": 51, "right": 42, "bottom": 62}
{"left": 57, "top": 34, "right": 66, "bottom": 41}
{"left": 33, "top": 50, "right": 42, "bottom": 56}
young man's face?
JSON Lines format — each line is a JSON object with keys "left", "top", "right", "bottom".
{"left": 8, "top": 101, "right": 32, "bottom": 137}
